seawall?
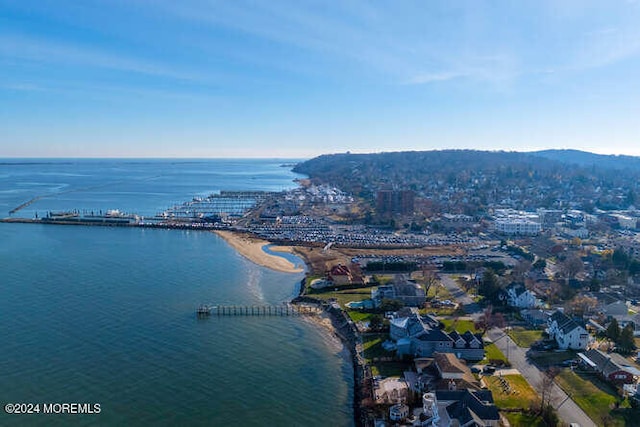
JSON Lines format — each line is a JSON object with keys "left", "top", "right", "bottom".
{"left": 292, "top": 282, "right": 366, "bottom": 427}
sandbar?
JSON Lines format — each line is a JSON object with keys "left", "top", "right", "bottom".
{"left": 213, "top": 230, "right": 304, "bottom": 274}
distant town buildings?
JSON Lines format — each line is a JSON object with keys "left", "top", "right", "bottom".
{"left": 492, "top": 210, "right": 542, "bottom": 235}
{"left": 376, "top": 189, "right": 415, "bottom": 217}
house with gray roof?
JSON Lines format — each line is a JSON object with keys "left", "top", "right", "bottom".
{"left": 430, "top": 389, "right": 500, "bottom": 427}
{"left": 547, "top": 310, "right": 589, "bottom": 350}
{"left": 372, "top": 275, "right": 426, "bottom": 307}
{"left": 390, "top": 313, "right": 484, "bottom": 360}
{"left": 500, "top": 282, "right": 537, "bottom": 308}
{"left": 579, "top": 349, "right": 639, "bottom": 385}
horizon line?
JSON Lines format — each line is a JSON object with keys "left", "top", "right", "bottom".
{"left": 2, "top": 148, "right": 640, "bottom": 159}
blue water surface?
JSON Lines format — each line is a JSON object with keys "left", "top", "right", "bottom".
{"left": 0, "top": 159, "right": 353, "bottom": 426}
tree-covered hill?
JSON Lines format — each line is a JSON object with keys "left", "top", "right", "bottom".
{"left": 293, "top": 150, "right": 640, "bottom": 215}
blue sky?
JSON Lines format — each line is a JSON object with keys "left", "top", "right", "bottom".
{"left": 1, "top": 0, "right": 640, "bottom": 158}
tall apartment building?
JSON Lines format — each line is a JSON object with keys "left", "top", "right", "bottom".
{"left": 376, "top": 189, "right": 415, "bottom": 216}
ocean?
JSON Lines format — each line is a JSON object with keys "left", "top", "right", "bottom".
{"left": 0, "top": 159, "right": 354, "bottom": 426}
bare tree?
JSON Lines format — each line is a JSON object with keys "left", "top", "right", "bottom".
{"left": 474, "top": 306, "right": 506, "bottom": 335}
{"left": 421, "top": 267, "right": 439, "bottom": 298}
{"left": 512, "top": 260, "right": 532, "bottom": 283}
{"left": 539, "top": 367, "right": 559, "bottom": 410}
{"left": 564, "top": 295, "right": 598, "bottom": 318}
{"left": 559, "top": 254, "right": 584, "bottom": 280}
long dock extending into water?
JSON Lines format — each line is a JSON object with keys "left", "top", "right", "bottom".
{"left": 197, "top": 304, "right": 322, "bottom": 317}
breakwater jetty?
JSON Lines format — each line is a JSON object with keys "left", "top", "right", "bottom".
{"left": 196, "top": 304, "right": 321, "bottom": 317}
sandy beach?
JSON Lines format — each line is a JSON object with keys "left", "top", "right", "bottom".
{"left": 213, "top": 230, "right": 304, "bottom": 274}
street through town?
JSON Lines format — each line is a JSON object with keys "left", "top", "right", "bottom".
{"left": 440, "top": 274, "right": 596, "bottom": 427}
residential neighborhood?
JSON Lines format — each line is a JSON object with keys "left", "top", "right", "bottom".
{"left": 263, "top": 151, "right": 640, "bottom": 426}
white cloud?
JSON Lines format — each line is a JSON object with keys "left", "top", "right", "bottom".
{"left": 153, "top": 1, "right": 517, "bottom": 86}
{"left": 0, "top": 34, "right": 204, "bottom": 82}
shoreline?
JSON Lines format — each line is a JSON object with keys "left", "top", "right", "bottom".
{"left": 292, "top": 294, "right": 365, "bottom": 427}
{"left": 213, "top": 229, "right": 366, "bottom": 426}
{"left": 213, "top": 230, "right": 304, "bottom": 274}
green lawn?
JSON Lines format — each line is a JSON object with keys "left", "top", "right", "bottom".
{"left": 362, "top": 333, "right": 408, "bottom": 378}
{"left": 481, "top": 342, "right": 508, "bottom": 365}
{"left": 421, "top": 306, "right": 457, "bottom": 316}
{"left": 485, "top": 374, "right": 540, "bottom": 409}
{"left": 308, "top": 286, "right": 376, "bottom": 308}
{"left": 370, "top": 362, "right": 406, "bottom": 378}
{"left": 440, "top": 318, "right": 479, "bottom": 334}
{"left": 347, "top": 310, "right": 374, "bottom": 323}
{"left": 503, "top": 412, "right": 547, "bottom": 427}
{"left": 507, "top": 327, "right": 543, "bottom": 348}
{"left": 555, "top": 370, "right": 625, "bottom": 427}
{"left": 527, "top": 350, "right": 575, "bottom": 368}
{"left": 427, "top": 284, "right": 452, "bottom": 300}
{"left": 363, "top": 334, "right": 388, "bottom": 360}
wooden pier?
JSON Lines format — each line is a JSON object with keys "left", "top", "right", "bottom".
{"left": 197, "top": 304, "right": 321, "bottom": 317}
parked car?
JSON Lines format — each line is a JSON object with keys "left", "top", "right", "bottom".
{"left": 483, "top": 365, "right": 496, "bottom": 374}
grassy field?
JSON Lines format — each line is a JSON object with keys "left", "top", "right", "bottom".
{"left": 485, "top": 374, "right": 540, "bottom": 409}
{"left": 362, "top": 333, "right": 391, "bottom": 360}
{"left": 308, "top": 286, "right": 376, "bottom": 307}
{"left": 362, "top": 333, "right": 408, "bottom": 378}
{"left": 427, "top": 283, "right": 453, "bottom": 301}
{"left": 440, "top": 318, "right": 479, "bottom": 334}
{"left": 421, "top": 306, "right": 458, "bottom": 316}
{"left": 346, "top": 310, "right": 374, "bottom": 323}
{"left": 555, "top": 370, "right": 626, "bottom": 427}
{"left": 527, "top": 350, "right": 575, "bottom": 368}
{"left": 507, "top": 327, "right": 543, "bottom": 348}
{"left": 369, "top": 362, "right": 406, "bottom": 378}
{"left": 480, "top": 342, "right": 508, "bottom": 365}
{"left": 503, "top": 412, "right": 547, "bottom": 427}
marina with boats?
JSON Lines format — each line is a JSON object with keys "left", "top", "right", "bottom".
{"left": 1, "top": 190, "right": 274, "bottom": 229}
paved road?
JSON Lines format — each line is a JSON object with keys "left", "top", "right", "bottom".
{"left": 438, "top": 274, "right": 596, "bottom": 426}
{"left": 487, "top": 328, "right": 596, "bottom": 427}
{"left": 439, "top": 274, "right": 482, "bottom": 318}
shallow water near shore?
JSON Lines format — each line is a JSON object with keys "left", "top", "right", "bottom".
{"left": 0, "top": 159, "right": 354, "bottom": 426}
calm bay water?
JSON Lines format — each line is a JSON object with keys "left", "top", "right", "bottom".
{"left": 0, "top": 159, "right": 353, "bottom": 426}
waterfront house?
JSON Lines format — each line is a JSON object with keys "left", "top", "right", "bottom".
{"left": 392, "top": 276, "right": 427, "bottom": 307}
{"left": 371, "top": 275, "right": 426, "bottom": 307}
{"left": 327, "top": 264, "right": 352, "bottom": 285}
{"left": 547, "top": 310, "right": 589, "bottom": 350}
{"left": 413, "top": 353, "right": 482, "bottom": 392}
{"left": 390, "top": 313, "right": 484, "bottom": 361}
{"left": 371, "top": 284, "right": 396, "bottom": 304}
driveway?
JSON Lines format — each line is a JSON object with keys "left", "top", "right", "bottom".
{"left": 487, "top": 327, "right": 596, "bottom": 427}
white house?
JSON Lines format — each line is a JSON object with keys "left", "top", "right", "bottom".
{"left": 547, "top": 311, "right": 589, "bottom": 350}
{"left": 502, "top": 283, "right": 537, "bottom": 308}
